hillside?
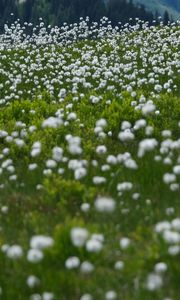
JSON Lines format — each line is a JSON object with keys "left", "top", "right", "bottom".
{"left": 0, "top": 19, "right": 180, "bottom": 299}
{"left": 0, "top": 0, "right": 154, "bottom": 30}
{"left": 134, "top": 0, "right": 180, "bottom": 19}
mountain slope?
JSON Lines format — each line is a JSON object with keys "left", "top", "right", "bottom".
{"left": 134, "top": 0, "right": 180, "bottom": 19}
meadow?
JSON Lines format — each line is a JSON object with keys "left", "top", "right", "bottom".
{"left": 0, "top": 17, "right": 180, "bottom": 300}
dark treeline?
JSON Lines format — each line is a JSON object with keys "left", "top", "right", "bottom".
{"left": 0, "top": 0, "right": 170, "bottom": 30}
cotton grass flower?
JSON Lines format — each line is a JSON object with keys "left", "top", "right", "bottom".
{"left": 30, "top": 235, "right": 54, "bottom": 250}
{"left": 70, "top": 227, "right": 89, "bottom": 247}
{"left": 94, "top": 196, "right": 116, "bottom": 213}
{"left": 27, "top": 249, "right": 44, "bottom": 263}
{"left": 119, "top": 237, "right": 131, "bottom": 249}
{"left": 146, "top": 273, "right": 163, "bottom": 291}
{"left": 6, "top": 245, "right": 23, "bottom": 259}
{"left": 65, "top": 256, "right": 80, "bottom": 269}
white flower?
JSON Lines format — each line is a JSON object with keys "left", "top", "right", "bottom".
{"left": 28, "top": 163, "right": 38, "bottom": 171}
{"left": 155, "top": 221, "right": 171, "bottom": 233}
{"left": 106, "top": 155, "right": 117, "bottom": 165}
{"left": 134, "top": 119, "right": 146, "bottom": 130}
{"left": 74, "top": 167, "right": 87, "bottom": 180}
{"left": 105, "top": 291, "right": 117, "bottom": 300}
{"left": 96, "top": 145, "right": 107, "bottom": 154}
{"left": 80, "top": 203, "right": 90, "bottom": 212}
{"left": 163, "top": 173, "right": 176, "bottom": 184}
{"left": 93, "top": 176, "right": 106, "bottom": 185}
{"left": 67, "top": 112, "right": 77, "bottom": 121}
{"left": 42, "top": 117, "right": 63, "bottom": 129}
{"left": 86, "top": 239, "right": 103, "bottom": 253}
{"left": 30, "top": 235, "right": 54, "bottom": 250}
{"left": 168, "top": 245, "right": 180, "bottom": 256}
{"left": 80, "top": 294, "right": 92, "bottom": 300}
{"left": 171, "top": 218, "right": 180, "bottom": 231}
{"left": 46, "top": 159, "right": 57, "bottom": 169}
{"left": 117, "top": 182, "right": 133, "bottom": 192}
{"left": 146, "top": 273, "right": 163, "bottom": 291}
{"left": 27, "top": 249, "right": 44, "bottom": 263}
{"left": 31, "top": 142, "right": 41, "bottom": 157}
{"left": 154, "top": 262, "right": 167, "bottom": 273}
{"left": 119, "top": 237, "right": 131, "bottom": 249}
{"left": 30, "top": 294, "right": 41, "bottom": 300}
{"left": 70, "top": 227, "right": 89, "bottom": 247}
{"left": 6, "top": 245, "right": 23, "bottom": 259}
{"left": 94, "top": 196, "right": 116, "bottom": 213}
{"left": 163, "top": 230, "right": 180, "bottom": 244}
{"left": 124, "top": 158, "right": 138, "bottom": 169}
{"left": 96, "top": 118, "right": 107, "bottom": 128}
{"left": 52, "top": 146, "right": 63, "bottom": 162}
{"left": 65, "top": 256, "right": 80, "bottom": 269}
{"left": 121, "top": 121, "right": 131, "bottom": 131}
{"left": 80, "top": 261, "right": 94, "bottom": 273}
{"left": 118, "top": 130, "right": 135, "bottom": 142}
{"left": 173, "top": 165, "right": 180, "bottom": 175}
{"left": 26, "top": 275, "right": 40, "bottom": 288}
{"left": 138, "top": 138, "right": 158, "bottom": 157}
{"left": 42, "top": 292, "right": 54, "bottom": 300}
{"left": 114, "top": 260, "right": 124, "bottom": 270}
{"left": 68, "top": 144, "right": 82, "bottom": 155}
{"left": 142, "top": 102, "right": 156, "bottom": 115}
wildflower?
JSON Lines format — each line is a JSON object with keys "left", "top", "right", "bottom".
{"left": 146, "top": 273, "right": 163, "bottom": 291}
{"left": 118, "top": 130, "right": 135, "bottom": 142}
{"left": 65, "top": 256, "right": 80, "bottom": 269}
{"left": 114, "top": 260, "right": 124, "bottom": 270}
{"left": 70, "top": 227, "right": 89, "bottom": 247}
{"left": 80, "top": 261, "right": 94, "bottom": 273}
{"left": 119, "top": 237, "right": 131, "bottom": 249}
{"left": 26, "top": 275, "right": 40, "bottom": 288}
{"left": 154, "top": 262, "right": 167, "bottom": 273}
{"left": 30, "top": 235, "right": 54, "bottom": 250}
{"left": 94, "top": 196, "right": 116, "bottom": 213}
{"left": 105, "top": 291, "right": 117, "bottom": 300}
{"left": 27, "top": 249, "right": 44, "bottom": 263}
{"left": 138, "top": 138, "right": 158, "bottom": 157}
{"left": 86, "top": 238, "right": 103, "bottom": 253}
{"left": 6, "top": 245, "right": 23, "bottom": 259}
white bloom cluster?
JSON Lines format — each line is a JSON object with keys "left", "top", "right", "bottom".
{"left": 27, "top": 235, "right": 54, "bottom": 263}
{"left": 94, "top": 196, "right": 116, "bottom": 213}
{"left": 155, "top": 218, "right": 180, "bottom": 256}
{"left": 42, "top": 117, "right": 63, "bottom": 129}
{"left": 31, "top": 141, "right": 42, "bottom": 157}
{"left": 4, "top": 244, "right": 23, "bottom": 259}
{"left": 138, "top": 138, "right": 158, "bottom": 157}
{"left": 117, "top": 182, "right": 133, "bottom": 192}
{"left": 70, "top": 227, "right": 89, "bottom": 247}
{"left": 66, "top": 135, "right": 83, "bottom": 155}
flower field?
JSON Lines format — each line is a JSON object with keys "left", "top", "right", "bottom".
{"left": 0, "top": 18, "right": 180, "bottom": 300}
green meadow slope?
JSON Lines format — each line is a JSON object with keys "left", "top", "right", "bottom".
{"left": 0, "top": 20, "right": 179, "bottom": 299}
